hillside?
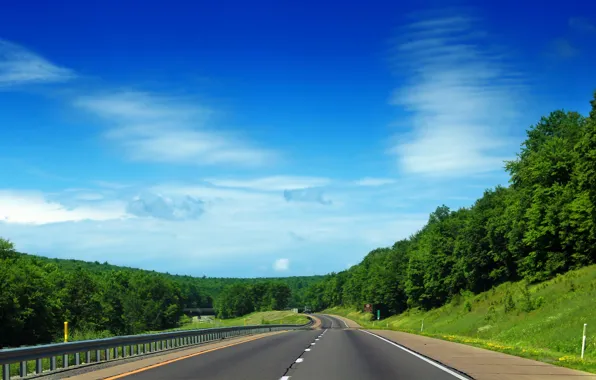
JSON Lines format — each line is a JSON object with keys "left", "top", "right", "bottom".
{"left": 325, "top": 264, "right": 596, "bottom": 372}
{"left": 14, "top": 251, "right": 323, "bottom": 305}
{"left": 0, "top": 241, "right": 322, "bottom": 348}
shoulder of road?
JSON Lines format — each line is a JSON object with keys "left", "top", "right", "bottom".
{"left": 323, "top": 314, "right": 596, "bottom": 380}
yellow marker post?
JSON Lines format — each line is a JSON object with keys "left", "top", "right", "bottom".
{"left": 64, "top": 321, "right": 68, "bottom": 342}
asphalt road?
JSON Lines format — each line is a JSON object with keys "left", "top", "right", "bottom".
{"left": 121, "top": 315, "right": 470, "bottom": 380}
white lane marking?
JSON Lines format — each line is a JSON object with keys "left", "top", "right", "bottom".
{"left": 305, "top": 348, "right": 311, "bottom": 351}
{"left": 295, "top": 358, "right": 304, "bottom": 363}
{"left": 310, "top": 343, "right": 316, "bottom": 345}
{"left": 280, "top": 377, "right": 291, "bottom": 380}
{"left": 315, "top": 338, "right": 319, "bottom": 341}
{"left": 360, "top": 330, "right": 470, "bottom": 380}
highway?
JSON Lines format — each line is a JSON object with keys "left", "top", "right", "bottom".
{"left": 118, "top": 315, "right": 470, "bottom": 380}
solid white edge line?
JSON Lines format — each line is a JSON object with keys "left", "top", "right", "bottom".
{"left": 360, "top": 330, "right": 469, "bottom": 380}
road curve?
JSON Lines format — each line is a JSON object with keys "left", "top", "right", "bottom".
{"left": 112, "top": 314, "right": 470, "bottom": 380}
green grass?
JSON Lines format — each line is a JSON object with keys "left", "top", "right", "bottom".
{"left": 325, "top": 264, "right": 596, "bottom": 374}
{"left": 154, "top": 310, "right": 310, "bottom": 333}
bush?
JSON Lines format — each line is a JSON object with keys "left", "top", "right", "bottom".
{"left": 520, "top": 283, "right": 535, "bottom": 313}
{"left": 504, "top": 291, "right": 516, "bottom": 313}
{"left": 178, "top": 315, "right": 192, "bottom": 326}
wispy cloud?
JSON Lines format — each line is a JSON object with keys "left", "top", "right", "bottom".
{"left": 354, "top": 177, "right": 397, "bottom": 187}
{"left": 127, "top": 193, "right": 205, "bottom": 221}
{"left": 389, "top": 13, "right": 523, "bottom": 177}
{"left": 0, "top": 39, "right": 74, "bottom": 86}
{"left": 283, "top": 188, "right": 332, "bottom": 205}
{"left": 1, "top": 173, "right": 488, "bottom": 275}
{"left": 205, "top": 176, "right": 331, "bottom": 191}
{"left": 74, "top": 91, "right": 277, "bottom": 167}
{"left": 569, "top": 17, "right": 596, "bottom": 33}
{"left": 0, "top": 190, "right": 127, "bottom": 224}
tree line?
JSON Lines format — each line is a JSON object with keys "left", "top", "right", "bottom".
{"left": 0, "top": 243, "right": 318, "bottom": 348}
{"left": 214, "top": 282, "right": 292, "bottom": 318}
{"left": 305, "top": 93, "right": 596, "bottom": 315}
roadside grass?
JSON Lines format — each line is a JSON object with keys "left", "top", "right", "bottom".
{"left": 324, "top": 264, "right": 596, "bottom": 374}
{"left": 62, "top": 310, "right": 310, "bottom": 340}
{"left": 166, "top": 310, "right": 310, "bottom": 332}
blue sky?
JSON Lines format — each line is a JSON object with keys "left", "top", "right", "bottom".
{"left": 1, "top": 0, "right": 595, "bottom": 277}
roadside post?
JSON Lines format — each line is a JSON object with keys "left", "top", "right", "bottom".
{"left": 64, "top": 321, "right": 68, "bottom": 343}
{"left": 377, "top": 310, "right": 380, "bottom": 320}
{"left": 421, "top": 319, "right": 424, "bottom": 332}
{"left": 581, "top": 323, "right": 587, "bottom": 359}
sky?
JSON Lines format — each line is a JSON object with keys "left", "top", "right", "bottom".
{"left": 0, "top": 0, "right": 595, "bottom": 277}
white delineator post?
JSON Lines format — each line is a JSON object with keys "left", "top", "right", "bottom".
{"left": 581, "top": 323, "right": 587, "bottom": 360}
{"left": 421, "top": 319, "right": 424, "bottom": 332}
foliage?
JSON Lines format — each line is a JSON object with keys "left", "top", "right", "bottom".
{"left": 214, "top": 281, "right": 291, "bottom": 318}
{"left": 305, "top": 93, "right": 596, "bottom": 318}
{"left": 0, "top": 240, "right": 318, "bottom": 348}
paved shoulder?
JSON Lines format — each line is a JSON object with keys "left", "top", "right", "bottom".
{"left": 370, "top": 329, "right": 596, "bottom": 380}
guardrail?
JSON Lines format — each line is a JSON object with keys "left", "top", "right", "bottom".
{"left": 0, "top": 319, "right": 313, "bottom": 380}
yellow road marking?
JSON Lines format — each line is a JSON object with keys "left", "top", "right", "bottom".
{"left": 103, "top": 332, "right": 283, "bottom": 379}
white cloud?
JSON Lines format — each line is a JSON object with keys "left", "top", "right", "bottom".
{"left": 0, "top": 179, "right": 436, "bottom": 275}
{"left": 389, "top": 13, "right": 523, "bottom": 177}
{"left": 354, "top": 177, "right": 397, "bottom": 187}
{"left": 0, "top": 39, "right": 74, "bottom": 85}
{"left": 205, "top": 176, "right": 331, "bottom": 191}
{"left": 74, "top": 91, "right": 276, "bottom": 167}
{"left": 273, "top": 258, "right": 290, "bottom": 271}
{"left": 0, "top": 190, "right": 127, "bottom": 224}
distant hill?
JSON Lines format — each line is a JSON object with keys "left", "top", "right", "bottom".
{"left": 14, "top": 251, "right": 325, "bottom": 306}
{"left": 0, "top": 240, "right": 325, "bottom": 348}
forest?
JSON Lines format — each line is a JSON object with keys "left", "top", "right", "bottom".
{"left": 0, "top": 244, "right": 319, "bottom": 348}
{"left": 305, "top": 93, "right": 596, "bottom": 316}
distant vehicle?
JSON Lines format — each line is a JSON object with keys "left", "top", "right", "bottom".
{"left": 304, "top": 307, "right": 312, "bottom": 314}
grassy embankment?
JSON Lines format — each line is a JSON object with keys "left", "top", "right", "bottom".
{"left": 162, "top": 310, "right": 310, "bottom": 332}
{"left": 325, "top": 264, "right": 596, "bottom": 373}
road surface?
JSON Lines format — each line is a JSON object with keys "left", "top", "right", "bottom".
{"left": 117, "top": 315, "right": 470, "bottom": 380}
